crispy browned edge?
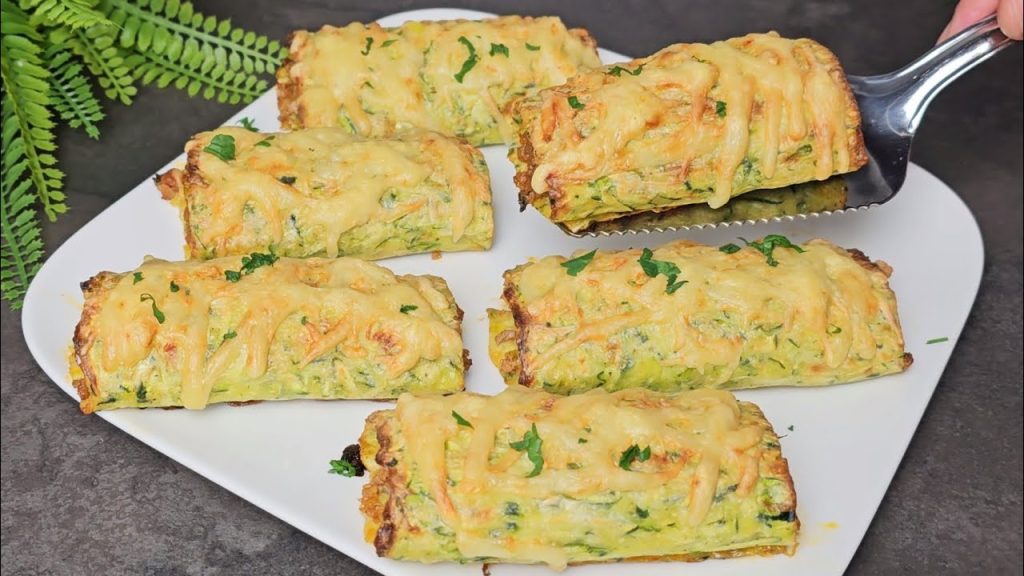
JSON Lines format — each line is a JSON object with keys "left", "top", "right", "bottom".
{"left": 509, "top": 36, "right": 868, "bottom": 223}
{"left": 71, "top": 266, "right": 469, "bottom": 415}
{"left": 844, "top": 248, "right": 913, "bottom": 370}
{"left": 501, "top": 245, "right": 911, "bottom": 388}
{"left": 501, "top": 267, "right": 537, "bottom": 388}
{"left": 359, "top": 398, "right": 798, "bottom": 563}
{"left": 487, "top": 308, "right": 520, "bottom": 385}
{"left": 275, "top": 29, "right": 304, "bottom": 130}
{"left": 72, "top": 271, "right": 121, "bottom": 414}
{"left": 274, "top": 18, "right": 599, "bottom": 131}
{"left": 359, "top": 410, "right": 402, "bottom": 555}
{"left": 154, "top": 143, "right": 208, "bottom": 259}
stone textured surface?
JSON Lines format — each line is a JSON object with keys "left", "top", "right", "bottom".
{"left": 1, "top": 1, "right": 1021, "bottom": 574}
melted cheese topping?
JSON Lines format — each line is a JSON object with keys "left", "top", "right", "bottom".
{"left": 171, "top": 127, "right": 492, "bottom": 260}
{"left": 511, "top": 33, "right": 864, "bottom": 229}
{"left": 500, "top": 239, "right": 907, "bottom": 393}
{"left": 76, "top": 256, "right": 464, "bottom": 411}
{"left": 364, "top": 386, "right": 797, "bottom": 568}
{"left": 278, "top": 17, "right": 601, "bottom": 145}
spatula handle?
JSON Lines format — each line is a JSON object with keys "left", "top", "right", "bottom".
{"left": 852, "top": 15, "right": 1014, "bottom": 134}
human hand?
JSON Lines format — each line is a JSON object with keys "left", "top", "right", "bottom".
{"left": 939, "top": 0, "right": 1023, "bottom": 42}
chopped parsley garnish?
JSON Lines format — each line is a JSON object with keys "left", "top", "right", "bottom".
{"left": 607, "top": 64, "right": 644, "bottom": 77}
{"left": 254, "top": 136, "right": 275, "bottom": 147}
{"left": 452, "top": 410, "right": 473, "bottom": 428}
{"left": 828, "top": 324, "right": 842, "bottom": 335}
{"left": 715, "top": 100, "right": 727, "bottom": 118}
{"left": 635, "top": 506, "right": 649, "bottom": 518}
{"left": 278, "top": 175, "right": 297, "bottom": 185}
{"left": 489, "top": 42, "right": 509, "bottom": 57}
{"left": 577, "top": 437, "right": 588, "bottom": 444}
{"left": 740, "top": 234, "right": 805, "bottom": 266}
{"left": 638, "top": 248, "right": 687, "bottom": 294}
{"left": 328, "top": 444, "right": 365, "bottom": 477}
{"left": 927, "top": 337, "right": 949, "bottom": 344}
{"left": 567, "top": 95, "right": 585, "bottom": 110}
{"left": 132, "top": 271, "right": 143, "bottom": 284}
{"left": 328, "top": 458, "right": 358, "bottom": 477}
{"left": 525, "top": 42, "right": 540, "bottom": 51}
{"left": 361, "top": 36, "right": 374, "bottom": 55}
{"left": 222, "top": 330, "right": 237, "bottom": 341}
{"left": 224, "top": 251, "right": 278, "bottom": 282}
{"left": 380, "top": 38, "right": 398, "bottom": 48}
{"left": 618, "top": 444, "right": 651, "bottom": 471}
{"left": 454, "top": 36, "right": 479, "bottom": 83}
{"left": 169, "top": 280, "right": 180, "bottom": 293}
{"left": 560, "top": 250, "right": 596, "bottom": 276}
{"left": 238, "top": 117, "right": 258, "bottom": 132}
{"left": 400, "top": 304, "right": 418, "bottom": 314}
{"left": 136, "top": 383, "right": 147, "bottom": 402}
{"left": 139, "top": 293, "right": 165, "bottom": 324}
{"left": 787, "top": 425, "right": 795, "bottom": 432}
{"left": 203, "top": 134, "right": 236, "bottom": 161}
{"left": 504, "top": 502, "right": 520, "bottom": 516}
{"left": 719, "top": 243, "right": 742, "bottom": 254}
{"left": 510, "top": 423, "right": 544, "bottom": 478}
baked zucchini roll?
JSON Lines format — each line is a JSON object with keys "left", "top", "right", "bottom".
{"left": 509, "top": 32, "right": 867, "bottom": 232}
{"left": 276, "top": 16, "right": 601, "bottom": 145}
{"left": 157, "top": 127, "right": 493, "bottom": 260}
{"left": 71, "top": 256, "right": 467, "bottom": 413}
{"left": 489, "top": 238, "right": 910, "bottom": 393}
{"left": 359, "top": 386, "right": 798, "bottom": 568}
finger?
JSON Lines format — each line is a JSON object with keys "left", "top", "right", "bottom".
{"left": 997, "top": 0, "right": 1023, "bottom": 40}
{"left": 938, "top": 0, "right": 1000, "bottom": 42}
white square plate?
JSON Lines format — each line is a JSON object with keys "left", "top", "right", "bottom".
{"left": 22, "top": 8, "right": 983, "bottom": 576}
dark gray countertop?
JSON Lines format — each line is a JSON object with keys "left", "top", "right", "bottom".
{"left": 2, "top": 1, "right": 1021, "bottom": 574}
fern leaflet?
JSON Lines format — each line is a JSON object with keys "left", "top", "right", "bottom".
{"left": 0, "top": 0, "right": 66, "bottom": 221}
{"left": 102, "top": 0, "right": 285, "bottom": 72}
{"left": 61, "top": 25, "right": 139, "bottom": 104}
{"left": 1, "top": 0, "right": 283, "bottom": 309}
{"left": 1, "top": 96, "right": 46, "bottom": 309}
{"left": 23, "top": 0, "right": 110, "bottom": 29}
{"left": 44, "top": 46, "right": 104, "bottom": 138}
{"left": 95, "top": 0, "right": 284, "bottom": 103}
{"left": 133, "top": 52, "right": 267, "bottom": 104}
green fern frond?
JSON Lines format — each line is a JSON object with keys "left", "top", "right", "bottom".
{"left": 44, "top": 46, "right": 104, "bottom": 138}
{"left": 22, "top": 0, "right": 110, "bottom": 29}
{"left": 62, "top": 25, "right": 138, "bottom": 104}
{"left": 133, "top": 52, "right": 267, "bottom": 104}
{"left": 1, "top": 95, "right": 46, "bottom": 309}
{"left": 95, "top": 0, "right": 284, "bottom": 103}
{"left": 0, "top": 0, "right": 66, "bottom": 222}
{"left": 1, "top": 0, "right": 284, "bottom": 310}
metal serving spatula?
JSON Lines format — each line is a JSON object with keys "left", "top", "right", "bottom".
{"left": 571, "top": 15, "right": 1015, "bottom": 237}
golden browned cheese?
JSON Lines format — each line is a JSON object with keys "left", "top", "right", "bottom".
{"left": 359, "top": 386, "right": 798, "bottom": 568}
{"left": 508, "top": 33, "right": 867, "bottom": 232}
{"left": 157, "top": 127, "right": 493, "bottom": 260}
{"left": 490, "top": 238, "right": 910, "bottom": 394}
{"left": 72, "top": 256, "right": 467, "bottom": 413}
{"left": 276, "top": 17, "right": 601, "bottom": 145}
